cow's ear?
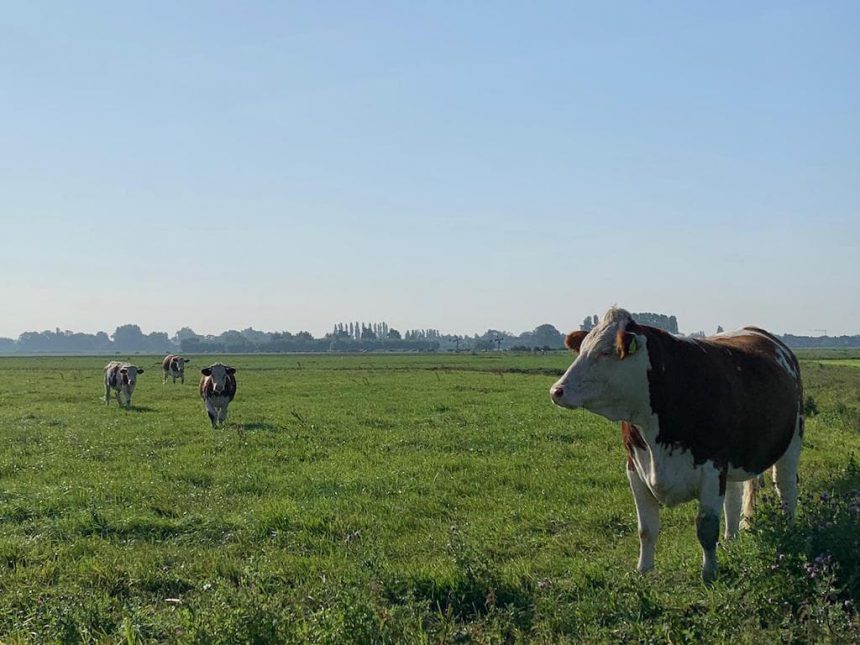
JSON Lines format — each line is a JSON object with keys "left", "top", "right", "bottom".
{"left": 565, "top": 331, "right": 588, "bottom": 352}
{"left": 616, "top": 331, "right": 639, "bottom": 359}
{"left": 137, "top": 368, "right": 144, "bottom": 374}
{"left": 201, "top": 368, "right": 212, "bottom": 376}
{"left": 184, "top": 358, "right": 190, "bottom": 363}
{"left": 226, "top": 367, "right": 236, "bottom": 375}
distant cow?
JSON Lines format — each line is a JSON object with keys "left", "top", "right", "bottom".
{"left": 200, "top": 363, "right": 237, "bottom": 427}
{"left": 162, "top": 354, "right": 190, "bottom": 384}
{"left": 104, "top": 361, "right": 145, "bottom": 409}
{"left": 550, "top": 307, "right": 803, "bottom": 581}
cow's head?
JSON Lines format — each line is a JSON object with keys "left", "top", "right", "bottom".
{"left": 550, "top": 308, "right": 651, "bottom": 423}
{"left": 201, "top": 363, "right": 235, "bottom": 394}
{"left": 172, "top": 356, "right": 189, "bottom": 372}
{"left": 121, "top": 365, "right": 144, "bottom": 387}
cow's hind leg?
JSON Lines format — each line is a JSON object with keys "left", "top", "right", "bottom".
{"left": 697, "top": 466, "right": 724, "bottom": 583}
{"left": 740, "top": 477, "right": 761, "bottom": 529}
{"left": 723, "top": 480, "right": 744, "bottom": 540}
{"left": 627, "top": 468, "right": 660, "bottom": 573}
{"left": 105, "top": 382, "right": 111, "bottom": 405}
{"left": 773, "top": 430, "right": 802, "bottom": 517}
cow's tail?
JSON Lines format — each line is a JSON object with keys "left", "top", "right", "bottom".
{"left": 740, "top": 477, "right": 762, "bottom": 530}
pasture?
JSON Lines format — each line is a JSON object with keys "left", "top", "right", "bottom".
{"left": 0, "top": 353, "right": 859, "bottom": 642}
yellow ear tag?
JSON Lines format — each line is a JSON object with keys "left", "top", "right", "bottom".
{"left": 628, "top": 337, "right": 637, "bottom": 355}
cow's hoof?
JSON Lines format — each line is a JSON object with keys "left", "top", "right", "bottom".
{"left": 701, "top": 567, "right": 718, "bottom": 584}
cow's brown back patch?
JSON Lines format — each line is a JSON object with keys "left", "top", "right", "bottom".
{"left": 641, "top": 326, "right": 802, "bottom": 474}
{"left": 105, "top": 363, "right": 123, "bottom": 389}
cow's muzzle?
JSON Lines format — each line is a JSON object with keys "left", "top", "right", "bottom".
{"left": 550, "top": 384, "right": 579, "bottom": 409}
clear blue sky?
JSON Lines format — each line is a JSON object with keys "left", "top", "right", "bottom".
{"left": 2, "top": 2, "right": 857, "bottom": 338}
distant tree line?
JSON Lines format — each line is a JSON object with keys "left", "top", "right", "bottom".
{"left": 580, "top": 312, "right": 679, "bottom": 335}
{"left": 9, "top": 325, "right": 171, "bottom": 354}
{"left": 780, "top": 334, "right": 860, "bottom": 349}
{"left": 576, "top": 312, "right": 860, "bottom": 348}
{"left": 0, "top": 321, "right": 445, "bottom": 355}
{"left": 0, "top": 318, "right": 857, "bottom": 354}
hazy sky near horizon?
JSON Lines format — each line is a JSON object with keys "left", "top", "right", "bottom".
{"left": 2, "top": 2, "right": 858, "bottom": 338}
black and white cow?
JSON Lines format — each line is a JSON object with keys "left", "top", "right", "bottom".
{"left": 104, "top": 361, "right": 145, "bottom": 409}
{"left": 162, "top": 354, "right": 190, "bottom": 384}
{"left": 550, "top": 307, "right": 803, "bottom": 581}
{"left": 199, "top": 363, "right": 237, "bottom": 428}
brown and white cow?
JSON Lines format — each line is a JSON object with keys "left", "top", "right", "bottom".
{"left": 199, "top": 363, "right": 237, "bottom": 428}
{"left": 104, "top": 361, "right": 145, "bottom": 409}
{"left": 162, "top": 354, "right": 190, "bottom": 384}
{"left": 550, "top": 307, "right": 803, "bottom": 581}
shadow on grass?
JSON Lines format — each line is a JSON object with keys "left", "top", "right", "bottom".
{"left": 127, "top": 405, "right": 157, "bottom": 413}
{"left": 77, "top": 509, "right": 215, "bottom": 542}
{"left": 403, "top": 572, "right": 536, "bottom": 628}
{"left": 378, "top": 526, "right": 537, "bottom": 633}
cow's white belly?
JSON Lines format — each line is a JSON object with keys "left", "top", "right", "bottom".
{"left": 631, "top": 443, "right": 763, "bottom": 507}
{"left": 726, "top": 465, "right": 762, "bottom": 482}
{"left": 631, "top": 443, "right": 704, "bottom": 507}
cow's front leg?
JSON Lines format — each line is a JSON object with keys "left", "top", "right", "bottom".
{"left": 627, "top": 467, "right": 660, "bottom": 573}
{"left": 204, "top": 399, "right": 218, "bottom": 428}
{"left": 217, "top": 404, "right": 229, "bottom": 426}
{"left": 697, "top": 466, "right": 724, "bottom": 582}
{"left": 115, "top": 389, "right": 123, "bottom": 407}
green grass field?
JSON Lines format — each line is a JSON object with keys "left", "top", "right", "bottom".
{"left": 0, "top": 353, "right": 859, "bottom": 643}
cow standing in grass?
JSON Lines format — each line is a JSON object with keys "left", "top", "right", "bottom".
{"left": 550, "top": 307, "right": 803, "bottom": 581}
{"left": 162, "top": 354, "right": 190, "bottom": 384}
{"left": 104, "top": 361, "right": 144, "bottom": 409}
{"left": 200, "top": 363, "right": 237, "bottom": 427}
